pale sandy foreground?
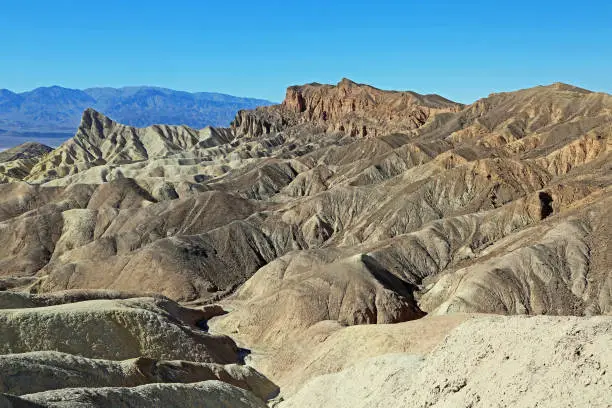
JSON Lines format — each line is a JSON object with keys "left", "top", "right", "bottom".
{"left": 277, "top": 315, "right": 611, "bottom": 408}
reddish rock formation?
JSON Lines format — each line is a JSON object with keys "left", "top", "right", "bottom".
{"left": 232, "top": 78, "right": 462, "bottom": 138}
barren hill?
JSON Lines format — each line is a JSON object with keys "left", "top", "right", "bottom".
{"left": 0, "top": 79, "right": 610, "bottom": 406}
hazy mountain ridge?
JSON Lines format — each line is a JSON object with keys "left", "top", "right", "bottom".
{"left": 0, "top": 85, "right": 274, "bottom": 134}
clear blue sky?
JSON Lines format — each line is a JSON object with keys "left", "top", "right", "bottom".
{"left": 1, "top": 0, "right": 610, "bottom": 103}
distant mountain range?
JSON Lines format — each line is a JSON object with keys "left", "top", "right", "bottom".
{"left": 0, "top": 86, "right": 274, "bottom": 148}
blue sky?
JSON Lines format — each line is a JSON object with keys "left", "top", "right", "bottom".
{"left": 1, "top": 0, "right": 610, "bottom": 103}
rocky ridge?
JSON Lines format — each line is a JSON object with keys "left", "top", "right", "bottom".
{"left": 231, "top": 78, "right": 462, "bottom": 139}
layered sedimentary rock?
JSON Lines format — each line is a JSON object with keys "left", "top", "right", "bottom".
{"left": 232, "top": 78, "right": 462, "bottom": 139}
{"left": 0, "top": 79, "right": 611, "bottom": 406}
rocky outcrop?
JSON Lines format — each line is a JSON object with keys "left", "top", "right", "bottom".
{"left": 232, "top": 78, "right": 462, "bottom": 139}
{"left": 0, "top": 292, "right": 279, "bottom": 406}
{"left": 283, "top": 78, "right": 462, "bottom": 135}
{"left": 231, "top": 106, "right": 294, "bottom": 139}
